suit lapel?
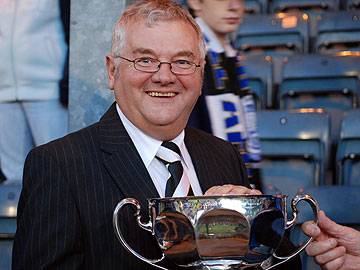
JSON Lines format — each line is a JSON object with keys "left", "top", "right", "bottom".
{"left": 99, "top": 104, "right": 159, "bottom": 209}
{"left": 184, "top": 128, "right": 222, "bottom": 193}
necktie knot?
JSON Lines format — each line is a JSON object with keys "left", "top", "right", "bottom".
{"left": 156, "top": 141, "right": 182, "bottom": 164}
{"left": 156, "top": 141, "right": 185, "bottom": 197}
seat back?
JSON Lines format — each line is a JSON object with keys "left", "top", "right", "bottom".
{"left": 242, "top": 55, "right": 274, "bottom": 109}
{"left": 235, "top": 13, "right": 310, "bottom": 56}
{"left": 257, "top": 110, "right": 331, "bottom": 201}
{"left": 315, "top": 11, "right": 360, "bottom": 53}
{"left": 0, "top": 183, "right": 22, "bottom": 270}
{"left": 245, "top": 0, "right": 268, "bottom": 14}
{"left": 336, "top": 109, "right": 360, "bottom": 185}
{"left": 278, "top": 53, "right": 360, "bottom": 141}
{"left": 346, "top": 0, "right": 360, "bottom": 10}
{"left": 270, "top": 0, "right": 339, "bottom": 13}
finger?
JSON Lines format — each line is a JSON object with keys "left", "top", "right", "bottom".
{"left": 204, "top": 185, "right": 233, "bottom": 195}
{"left": 306, "top": 238, "right": 338, "bottom": 256}
{"left": 249, "top": 189, "right": 262, "bottom": 195}
{"left": 319, "top": 255, "right": 345, "bottom": 270}
{"left": 205, "top": 185, "right": 261, "bottom": 196}
{"left": 227, "top": 186, "right": 254, "bottom": 195}
{"left": 313, "top": 246, "right": 346, "bottom": 265}
{"left": 318, "top": 211, "right": 348, "bottom": 238}
{"left": 302, "top": 221, "right": 321, "bottom": 238}
{"left": 204, "top": 186, "right": 221, "bottom": 195}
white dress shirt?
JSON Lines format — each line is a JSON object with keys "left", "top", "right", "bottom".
{"left": 116, "top": 104, "right": 203, "bottom": 197}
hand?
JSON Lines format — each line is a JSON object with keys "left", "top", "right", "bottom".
{"left": 204, "top": 184, "right": 262, "bottom": 196}
{"left": 301, "top": 210, "right": 360, "bottom": 270}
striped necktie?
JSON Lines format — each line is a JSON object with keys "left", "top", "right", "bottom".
{"left": 156, "top": 141, "right": 192, "bottom": 197}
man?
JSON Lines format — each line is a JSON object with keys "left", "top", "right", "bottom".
{"left": 13, "top": 1, "right": 254, "bottom": 269}
{"left": 302, "top": 211, "right": 360, "bottom": 270}
{"left": 187, "top": 0, "right": 261, "bottom": 181}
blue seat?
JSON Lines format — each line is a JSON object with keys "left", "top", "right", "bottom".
{"left": 336, "top": 109, "right": 360, "bottom": 185}
{"left": 315, "top": 11, "right": 360, "bottom": 53}
{"left": 242, "top": 55, "right": 273, "bottom": 109}
{"left": 278, "top": 53, "right": 360, "bottom": 142}
{"left": 235, "top": 13, "right": 310, "bottom": 57}
{"left": 0, "top": 183, "right": 22, "bottom": 270}
{"left": 257, "top": 110, "right": 331, "bottom": 202}
{"left": 270, "top": 0, "right": 339, "bottom": 13}
{"left": 245, "top": 0, "right": 268, "bottom": 14}
{"left": 346, "top": 0, "right": 360, "bottom": 10}
{"left": 269, "top": 1, "right": 339, "bottom": 48}
{"left": 290, "top": 185, "right": 360, "bottom": 270}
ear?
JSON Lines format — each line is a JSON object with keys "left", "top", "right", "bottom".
{"left": 106, "top": 55, "right": 116, "bottom": 90}
{"left": 187, "top": 0, "right": 202, "bottom": 13}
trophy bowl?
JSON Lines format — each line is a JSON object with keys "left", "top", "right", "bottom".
{"left": 113, "top": 194, "right": 318, "bottom": 270}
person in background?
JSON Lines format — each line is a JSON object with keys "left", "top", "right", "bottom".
{"left": 186, "top": 0, "right": 261, "bottom": 184}
{"left": 13, "top": 1, "right": 255, "bottom": 269}
{"left": 0, "top": 0, "right": 69, "bottom": 184}
{"left": 302, "top": 210, "right": 360, "bottom": 270}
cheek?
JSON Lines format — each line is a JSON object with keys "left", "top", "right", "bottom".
{"left": 114, "top": 70, "right": 149, "bottom": 93}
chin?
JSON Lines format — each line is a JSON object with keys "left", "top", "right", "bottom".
{"left": 226, "top": 26, "right": 239, "bottom": 33}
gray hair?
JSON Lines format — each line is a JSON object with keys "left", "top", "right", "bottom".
{"left": 111, "top": 0, "right": 206, "bottom": 59}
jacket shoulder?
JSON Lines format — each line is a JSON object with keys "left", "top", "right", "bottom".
{"left": 28, "top": 122, "right": 100, "bottom": 161}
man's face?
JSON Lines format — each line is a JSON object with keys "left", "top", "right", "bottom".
{"left": 106, "top": 20, "right": 204, "bottom": 140}
{"left": 194, "top": 0, "right": 245, "bottom": 35}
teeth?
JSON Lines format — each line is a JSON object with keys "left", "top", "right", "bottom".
{"left": 148, "top": 92, "right": 176, "bottom": 97}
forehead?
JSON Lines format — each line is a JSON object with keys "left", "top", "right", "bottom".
{"left": 201, "top": 0, "right": 244, "bottom": 8}
{"left": 122, "top": 19, "right": 201, "bottom": 58}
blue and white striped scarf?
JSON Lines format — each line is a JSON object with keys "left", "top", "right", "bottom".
{"left": 204, "top": 36, "right": 261, "bottom": 174}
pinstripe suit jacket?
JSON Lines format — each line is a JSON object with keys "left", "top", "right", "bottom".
{"left": 12, "top": 103, "right": 249, "bottom": 270}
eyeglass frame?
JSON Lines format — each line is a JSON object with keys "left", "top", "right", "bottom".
{"left": 113, "top": 55, "right": 202, "bottom": 75}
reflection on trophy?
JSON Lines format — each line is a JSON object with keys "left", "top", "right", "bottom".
{"left": 113, "top": 194, "right": 319, "bottom": 270}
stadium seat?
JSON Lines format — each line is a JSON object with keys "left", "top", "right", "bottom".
{"left": 0, "top": 183, "right": 22, "bottom": 270}
{"left": 278, "top": 53, "right": 360, "bottom": 142}
{"left": 269, "top": 0, "right": 339, "bottom": 46}
{"left": 346, "top": 0, "right": 360, "bottom": 10}
{"left": 235, "top": 13, "right": 310, "bottom": 56}
{"left": 269, "top": 0, "right": 339, "bottom": 13}
{"left": 315, "top": 11, "right": 360, "bottom": 53}
{"left": 336, "top": 109, "right": 360, "bottom": 185}
{"left": 257, "top": 109, "right": 331, "bottom": 202}
{"left": 245, "top": 0, "right": 268, "bottom": 14}
{"left": 242, "top": 55, "right": 273, "bottom": 109}
{"left": 290, "top": 185, "right": 360, "bottom": 270}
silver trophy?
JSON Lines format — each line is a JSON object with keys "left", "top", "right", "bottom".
{"left": 113, "top": 194, "right": 318, "bottom": 269}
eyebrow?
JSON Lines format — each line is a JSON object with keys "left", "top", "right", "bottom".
{"left": 132, "top": 48, "right": 196, "bottom": 59}
{"left": 132, "top": 48, "right": 156, "bottom": 55}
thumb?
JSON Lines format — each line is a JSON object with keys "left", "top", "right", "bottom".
{"left": 318, "top": 211, "right": 347, "bottom": 238}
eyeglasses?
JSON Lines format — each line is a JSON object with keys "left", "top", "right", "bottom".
{"left": 114, "top": 56, "right": 201, "bottom": 75}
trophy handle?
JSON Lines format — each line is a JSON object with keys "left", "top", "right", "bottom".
{"left": 262, "top": 194, "right": 319, "bottom": 270}
{"left": 113, "top": 198, "right": 168, "bottom": 270}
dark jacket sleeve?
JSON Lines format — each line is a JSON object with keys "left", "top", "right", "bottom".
{"left": 12, "top": 146, "right": 84, "bottom": 270}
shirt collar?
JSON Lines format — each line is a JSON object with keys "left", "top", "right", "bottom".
{"left": 116, "top": 104, "right": 186, "bottom": 168}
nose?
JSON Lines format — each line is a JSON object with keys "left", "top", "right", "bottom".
{"left": 151, "top": 62, "right": 177, "bottom": 85}
{"left": 228, "top": 0, "right": 243, "bottom": 10}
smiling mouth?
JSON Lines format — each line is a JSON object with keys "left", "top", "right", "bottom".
{"left": 147, "top": 91, "right": 177, "bottom": 97}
